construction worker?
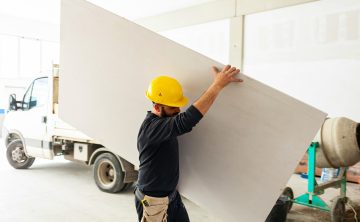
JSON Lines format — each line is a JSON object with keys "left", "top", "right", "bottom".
{"left": 135, "top": 65, "right": 242, "bottom": 222}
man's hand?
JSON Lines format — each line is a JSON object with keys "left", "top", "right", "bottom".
{"left": 193, "top": 65, "right": 243, "bottom": 116}
{"left": 212, "top": 65, "right": 243, "bottom": 90}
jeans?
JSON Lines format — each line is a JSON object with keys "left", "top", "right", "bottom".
{"left": 135, "top": 191, "right": 190, "bottom": 222}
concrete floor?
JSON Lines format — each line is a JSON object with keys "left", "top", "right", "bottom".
{"left": 1, "top": 139, "right": 360, "bottom": 221}
{"left": 0, "top": 140, "right": 221, "bottom": 222}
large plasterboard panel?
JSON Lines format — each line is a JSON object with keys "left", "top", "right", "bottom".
{"left": 60, "top": 0, "right": 326, "bottom": 221}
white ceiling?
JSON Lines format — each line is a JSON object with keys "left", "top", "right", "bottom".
{"left": 0, "top": 0, "right": 60, "bottom": 24}
{"left": 0, "top": 0, "right": 216, "bottom": 24}
{"left": 88, "top": 0, "right": 216, "bottom": 19}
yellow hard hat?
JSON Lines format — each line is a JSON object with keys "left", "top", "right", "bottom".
{"left": 146, "top": 76, "right": 188, "bottom": 107}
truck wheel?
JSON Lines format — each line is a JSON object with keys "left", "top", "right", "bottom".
{"left": 6, "top": 139, "right": 35, "bottom": 169}
{"left": 93, "top": 153, "right": 125, "bottom": 193}
{"left": 122, "top": 182, "right": 134, "bottom": 191}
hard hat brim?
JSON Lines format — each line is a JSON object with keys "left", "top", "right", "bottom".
{"left": 167, "top": 96, "right": 189, "bottom": 108}
{"left": 146, "top": 92, "right": 189, "bottom": 108}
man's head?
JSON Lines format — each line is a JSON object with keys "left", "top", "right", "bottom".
{"left": 153, "top": 103, "right": 180, "bottom": 117}
{"left": 146, "top": 76, "right": 188, "bottom": 116}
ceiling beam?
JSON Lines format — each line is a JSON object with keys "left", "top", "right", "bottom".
{"left": 135, "top": 0, "right": 236, "bottom": 32}
{"left": 236, "top": 0, "right": 318, "bottom": 15}
{"left": 135, "top": 0, "right": 318, "bottom": 32}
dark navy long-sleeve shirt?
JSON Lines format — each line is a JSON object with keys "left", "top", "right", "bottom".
{"left": 137, "top": 105, "right": 203, "bottom": 197}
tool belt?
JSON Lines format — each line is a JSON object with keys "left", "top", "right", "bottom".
{"left": 135, "top": 189, "right": 177, "bottom": 222}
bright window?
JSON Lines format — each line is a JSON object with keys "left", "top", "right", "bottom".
{"left": 0, "top": 34, "right": 59, "bottom": 78}
{"left": 41, "top": 41, "right": 59, "bottom": 74}
{"left": 19, "top": 38, "right": 41, "bottom": 77}
{"left": 0, "top": 35, "right": 18, "bottom": 77}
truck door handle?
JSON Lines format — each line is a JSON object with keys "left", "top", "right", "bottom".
{"left": 42, "top": 116, "right": 47, "bottom": 123}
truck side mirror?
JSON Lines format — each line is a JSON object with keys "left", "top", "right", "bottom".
{"left": 29, "top": 99, "right": 37, "bottom": 109}
{"left": 9, "top": 94, "right": 18, "bottom": 111}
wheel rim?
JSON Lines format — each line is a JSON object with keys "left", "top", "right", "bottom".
{"left": 97, "top": 160, "right": 117, "bottom": 188}
{"left": 11, "top": 146, "right": 27, "bottom": 163}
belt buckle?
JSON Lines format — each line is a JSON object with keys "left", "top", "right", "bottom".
{"left": 141, "top": 199, "right": 150, "bottom": 207}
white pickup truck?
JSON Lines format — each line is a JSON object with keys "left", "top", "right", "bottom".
{"left": 2, "top": 67, "right": 138, "bottom": 193}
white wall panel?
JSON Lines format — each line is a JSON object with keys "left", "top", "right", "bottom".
{"left": 160, "top": 19, "right": 230, "bottom": 64}
{"left": 244, "top": 0, "right": 360, "bottom": 121}
{"left": 60, "top": 0, "right": 326, "bottom": 221}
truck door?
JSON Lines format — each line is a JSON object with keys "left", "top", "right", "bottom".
{"left": 19, "top": 77, "right": 50, "bottom": 158}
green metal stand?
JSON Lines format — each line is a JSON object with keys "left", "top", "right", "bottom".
{"left": 293, "top": 142, "right": 347, "bottom": 212}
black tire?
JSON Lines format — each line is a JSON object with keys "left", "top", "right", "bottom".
{"left": 122, "top": 182, "right": 134, "bottom": 191}
{"left": 331, "top": 197, "right": 346, "bottom": 222}
{"left": 6, "top": 139, "right": 35, "bottom": 169}
{"left": 93, "top": 153, "right": 125, "bottom": 193}
{"left": 282, "top": 187, "right": 294, "bottom": 212}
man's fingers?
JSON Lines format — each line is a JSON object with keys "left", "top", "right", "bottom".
{"left": 235, "top": 78, "right": 243, "bottom": 82}
{"left": 229, "top": 69, "right": 240, "bottom": 76}
{"left": 227, "top": 67, "right": 237, "bottom": 73}
{"left": 213, "top": 65, "right": 243, "bottom": 83}
{"left": 229, "top": 69, "right": 242, "bottom": 82}
{"left": 231, "top": 77, "right": 243, "bottom": 82}
{"left": 212, "top": 66, "right": 220, "bottom": 74}
{"left": 222, "top": 65, "right": 231, "bottom": 72}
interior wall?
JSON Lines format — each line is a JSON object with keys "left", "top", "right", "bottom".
{"left": 0, "top": 14, "right": 59, "bottom": 42}
{"left": 0, "top": 13, "right": 59, "bottom": 132}
{"left": 159, "top": 19, "right": 230, "bottom": 64}
{"left": 243, "top": 0, "right": 360, "bottom": 121}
